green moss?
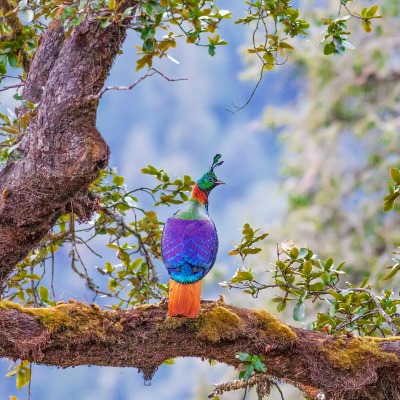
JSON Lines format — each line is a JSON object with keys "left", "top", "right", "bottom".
{"left": 159, "top": 306, "right": 243, "bottom": 342}
{"left": 159, "top": 316, "right": 195, "bottom": 331}
{"left": 321, "top": 336, "right": 398, "bottom": 371}
{"left": 0, "top": 300, "right": 107, "bottom": 337}
{"left": 196, "top": 306, "right": 243, "bottom": 342}
{"left": 250, "top": 309, "right": 297, "bottom": 343}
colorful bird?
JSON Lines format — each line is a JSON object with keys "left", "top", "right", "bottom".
{"left": 161, "top": 154, "right": 225, "bottom": 318}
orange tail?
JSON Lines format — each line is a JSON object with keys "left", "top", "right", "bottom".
{"left": 168, "top": 279, "right": 202, "bottom": 318}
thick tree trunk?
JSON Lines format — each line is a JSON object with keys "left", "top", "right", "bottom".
{"left": 0, "top": 4, "right": 138, "bottom": 285}
{"left": 0, "top": 300, "right": 399, "bottom": 400}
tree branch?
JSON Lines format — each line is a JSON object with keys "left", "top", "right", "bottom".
{"left": 87, "top": 68, "right": 187, "bottom": 100}
{"left": 0, "top": 300, "right": 399, "bottom": 400}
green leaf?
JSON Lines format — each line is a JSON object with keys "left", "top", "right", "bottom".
{"left": 236, "top": 352, "right": 251, "bottom": 362}
{"left": 390, "top": 168, "right": 400, "bottom": 185}
{"left": 112, "top": 175, "right": 124, "bottom": 186}
{"left": 26, "top": 274, "right": 41, "bottom": 280}
{"left": 276, "top": 261, "right": 286, "bottom": 270}
{"left": 240, "top": 364, "right": 254, "bottom": 380}
{"left": 8, "top": 53, "right": 18, "bottom": 68}
{"left": 241, "top": 247, "right": 261, "bottom": 255}
{"left": 324, "top": 258, "right": 334, "bottom": 271}
{"left": 366, "top": 5, "right": 378, "bottom": 17}
{"left": 323, "top": 42, "right": 335, "bottom": 55}
{"left": 383, "top": 264, "right": 400, "bottom": 281}
{"left": 231, "top": 270, "right": 254, "bottom": 283}
{"left": 303, "top": 260, "right": 312, "bottom": 275}
{"left": 360, "top": 276, "right": 369, "bottom": 288}
{"left": 384, "top": 197, "right": 395, "bottom": 212}
{"left": 278, "top": 41, "right": 294, "bottom": 50}
{"left": 293, "top": 301, "right": 305, "bottom": 321}
{"left": 252, "top": 358, "right": 267, "bottom": 372}
{"left": 362, "top": 19, "right": 373, "bottom": 32}
{"left": 39, "top": 286, "right": 49, "bottom": 302}
{"left": 290, "top": 247, "right": 299, "bottom": 259}
{"left": 277, "top": 299, "right": 287, "bottom": 312}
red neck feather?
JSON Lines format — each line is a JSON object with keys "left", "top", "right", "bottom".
{"left": 190, "top": 183, "right": 208, "bottom": 205}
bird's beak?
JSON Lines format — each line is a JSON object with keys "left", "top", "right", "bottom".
{"left": 215, "top": 179, "right": 226, "bottom": 185}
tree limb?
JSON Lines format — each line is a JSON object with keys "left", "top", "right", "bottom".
{"left": 0, "top": 300, "right": 399, "bottom": 400}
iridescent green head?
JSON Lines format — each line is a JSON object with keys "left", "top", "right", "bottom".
{"left": 196, "top": 154, "right": 225, "bottom": 194}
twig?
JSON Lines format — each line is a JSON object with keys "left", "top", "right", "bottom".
{"left": 344, "top": 288, "right": 399, "bottom": 336}
{"left": 339, "top": 1, "right": 363, "bottom": 20}
{"left": 272, "top": 382, "right": 285, "bottom": 400}
{"left": 87, "top": 68, "right": 187, "bottom": 100}
{"left": 226, "top": 67, "right": 264, "bottom": 114}
{"left": 0, "top": 83, "right": 24, "bottom": 92}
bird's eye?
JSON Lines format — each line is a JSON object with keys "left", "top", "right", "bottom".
{"left": 207, "top": 177, "right": 215, "bottom": 182}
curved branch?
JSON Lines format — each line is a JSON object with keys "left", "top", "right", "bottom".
{"left": 0, "top": 300, "right": 399, "bottom": 400}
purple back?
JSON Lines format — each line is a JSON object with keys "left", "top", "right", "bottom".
{"left": 161, "top": 217, "right": 218, "bottom": 283}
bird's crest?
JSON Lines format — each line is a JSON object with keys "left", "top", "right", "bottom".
{"left": 209, "top": 154, "right": 224, "bottom": 175}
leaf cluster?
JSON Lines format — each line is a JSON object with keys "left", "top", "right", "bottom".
{"left": 321, "top": 4, "right": 382, "bottom": 55}
{"left": 236, "top": 352, "right": 267, "bottom": 380}
{"left": 225, "top": 224, "right": 400, "bottom": 337}
{"left": 383, "top": 168, "right": 400, "bottom": 212}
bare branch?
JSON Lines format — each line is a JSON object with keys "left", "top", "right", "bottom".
{"left": 87, "top": 68, "right": 187, "bottom": 101}
{"left": 0, "top": 83, "right": 24, "bottom": 92}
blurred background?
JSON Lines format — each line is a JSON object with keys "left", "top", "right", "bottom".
{"left": 1, "top": 0, "right": 399, "bottom": 399}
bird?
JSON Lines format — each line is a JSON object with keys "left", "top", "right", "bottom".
{"left": 161, "top": 154, "right": 225, "bottom": 318}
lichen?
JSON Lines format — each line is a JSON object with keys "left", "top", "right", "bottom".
{"left": 321, "top": 336, "right": 398, "bottom": 371}
{"left": 250, "top": 309, "right": 297, "bottom": 343}
{"left": 196, "top": 306, "right": 243, "bottom": 342}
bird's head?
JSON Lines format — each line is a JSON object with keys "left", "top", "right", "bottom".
{"left": 196, "top": 154, "right": 225, "bottom": 194}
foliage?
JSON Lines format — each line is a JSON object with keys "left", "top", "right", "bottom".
{"left": 6, "top": 360, "right": 31, "bottom": 390}
{"left": 261, "top": 0, "right": 400, "bottom": 281}
{"left": 236, "top": 352, "right": 267, "bottom": 380}
{"left": 224, "top": 223, "right": 400, "bottom": 337}
{"left": 384, "top": 168, "right": 400, "bottom": 211}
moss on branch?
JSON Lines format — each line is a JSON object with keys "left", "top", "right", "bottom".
{"left": 321, "top": 336, "right": 398, "bottom": 371}
{"left": 1, "top": 299, "right": 400, "bottom": 399}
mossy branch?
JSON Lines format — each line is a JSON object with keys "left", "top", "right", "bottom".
{"left": 0, "top": 300, "right": 399, "bottom": 399}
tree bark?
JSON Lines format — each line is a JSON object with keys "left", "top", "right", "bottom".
{"left": 0, "top": 300, "right": 399, "bottom": 400}
{"left": 0, "top": 5, "right": 138, "bottom": 285}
